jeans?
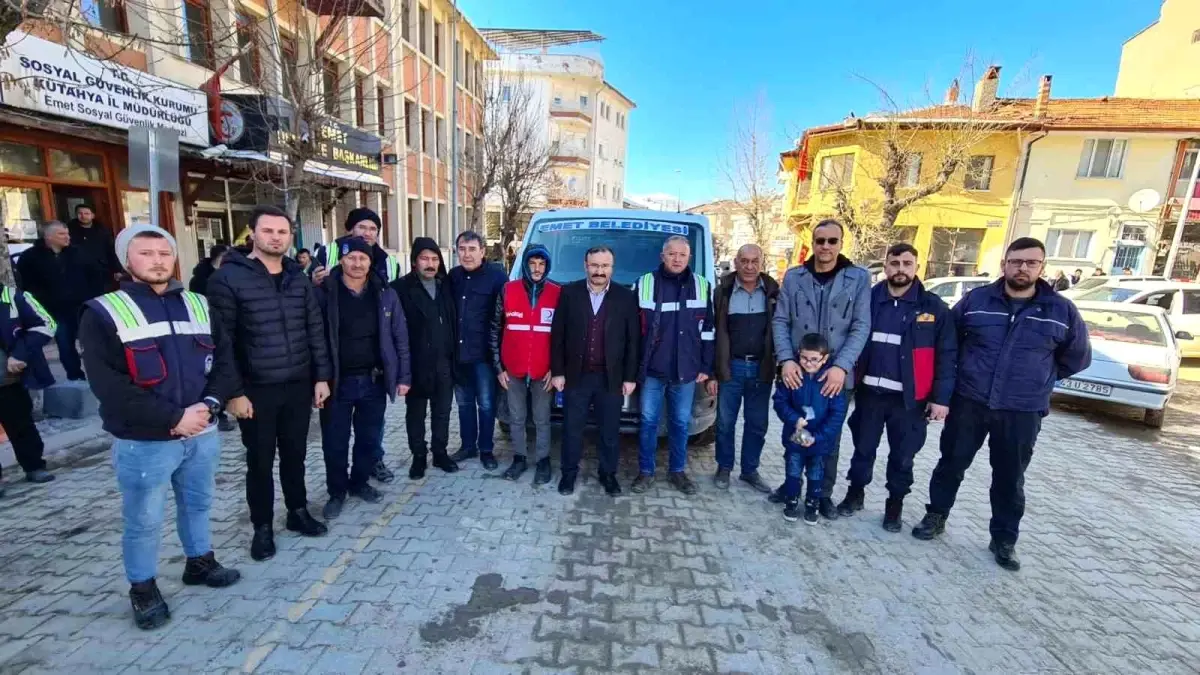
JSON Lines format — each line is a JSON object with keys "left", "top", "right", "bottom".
{"left": 54, "top": 310, "right": 84, "bottom": 380}
{"left": 407, "top": 361, "right": 454, "bottom": 457}
{"left": 782, "top": 449, "right": 826, "bottom": 502}
{"left": 320, "top": 374, "right": 387, "bottom": 498}
{"left": 0, "top": 384, "right": 46, "bottom": 477}
{"left": 847, "top": 389, "right": 928, "bottom": 497}
{"left": 714, "top": 359, "right": 771, "bottom": 474}
{"left": 562, "top": 372, "right": 623, "bottom": 476}
{"left": 928, "top": 394, "right": 1042, "bottom": 546}
{"left": 240, "top": 381, "right": 313, "bottom": 527}
{"left": 455, "top": 360, "right": 497, "bottom": 454}
{"left": 821, "top": 387, "right": 851, "bottom": 498}
{"left": 638, "top": 377, "right": 695, "bottom": 475}
{"left": 112, "top": 431, "right": 220, "bottom": 583}
{"left": 506, "top": 375, "right": 553, "bottom": 462}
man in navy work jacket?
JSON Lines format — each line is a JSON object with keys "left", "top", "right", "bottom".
{"left": 912, "top": 237, "right": 1091, "bottom": 572}
{"left": 315, "top": 237, "right": 411, "bottom": 520}
{"left": 0, "top": 285, "right": 58, "bottom": 492}
{"left": 447, "top": 230, "right": 507, "bottom": 470}
{"left": 79, "top": 225, "right": 241, "bottom": 631}
{"left": 312, "top": 207, "right": 402, "bottom": 285}
{"left": 836, "top": 243, "right": 957, "bottom": 532}
{"left": 631, "top": 235, "right": 715, "bottom": 496}
{"left": 772, "top": 219, "right": 873, "bottom": 519}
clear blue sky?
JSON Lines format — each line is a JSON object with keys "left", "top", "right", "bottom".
{"left": 458, "top": 0, "right": 1160, "bottom": 207}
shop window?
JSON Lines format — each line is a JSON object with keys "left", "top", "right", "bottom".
{"left": 1, "top": 186, "right": 45, "bottom": 244}
{"left": 49, "top": 149, "right": 105, "bottom": 183}
{"left": 183, "top": 0, "right": 215, "bottom": 70}
{"left": 323, "top": 58, "right": 340, "bottom": 116}
{"left": 81, "top": 0, "right": 127, "bottom": 33}
{"left": 281, "top": 38, "right": 298, "bottom": 101}
{"left": 236, "top": 10, "right": 262, "bottom": 83}
{"left": 0, "top": 141, "right": 47, "bottom": 176}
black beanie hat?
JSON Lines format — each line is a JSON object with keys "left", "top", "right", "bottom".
{"left": 345, "top": 207, "right": 382, "bottom": 232}
{"left": 338, "top": 236, "right": 373, "bottom": 260}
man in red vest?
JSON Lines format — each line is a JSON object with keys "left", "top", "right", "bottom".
{"left": 490, "top": 244, "right": 560, "bottom": 484}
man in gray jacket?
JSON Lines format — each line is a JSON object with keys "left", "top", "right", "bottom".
{"left": 772, "top": 219, "right": 872, "bottom": 520}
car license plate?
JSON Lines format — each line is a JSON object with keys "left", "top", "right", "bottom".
{"left": 1057, "top": 379, "right": 1112, "bottom": 396}
{"left": 554, "top": 391, "right": 564, "bottom": 408}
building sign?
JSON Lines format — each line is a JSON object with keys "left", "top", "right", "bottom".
{"left": 0, "top": 32, "right": 209, "bottom": 146}
{"left": 539, "top": 220, "right": 690, "bottom": 235}
{"left": 219, "top": 94, "right": 382, "bottom": 176}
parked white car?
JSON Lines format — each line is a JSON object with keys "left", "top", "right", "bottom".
{"left": 1054, "top": 301, "right": 1188, "bottom": 428}
{"left": 923, "top": 276, "right": 991, "bottom": 306}
{"left": 1061, "top": 274, "right": 1166, "bottom": 299}
{"left": 1071, "top": 281, "right": 1200, "bottom": 357}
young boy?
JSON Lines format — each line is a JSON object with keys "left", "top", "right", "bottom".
{"left": 771, "top": 333, "right": 850, "bottom": 523}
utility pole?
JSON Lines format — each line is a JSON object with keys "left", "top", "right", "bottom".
{"left": 1165, "top": 143, "right": 1200, "bottom": 279}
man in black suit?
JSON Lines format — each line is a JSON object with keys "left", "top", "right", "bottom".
{"left": 549, "top": 245, "right": 640, "bottom": 496}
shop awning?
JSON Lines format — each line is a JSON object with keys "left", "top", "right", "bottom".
{"left": 304, "top": 160, "right": 388, "bottom": 187}
{"left": 200, "top": 146, "right": 388, "bottom": 191}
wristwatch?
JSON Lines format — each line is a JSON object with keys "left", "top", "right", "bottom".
{"left": 203, "top": 397, "right": 222, "bottom": 418}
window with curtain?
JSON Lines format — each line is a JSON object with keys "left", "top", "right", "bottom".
{"left": 1046, "top": 229, "right": 1093, "bottom": 259}
{"left": 183, "top": 0, "right": 214, "bottom": 69}
{"left": 964, "top": 155, "right": 994, "bottom": 191}
{"left": 81, "top": 0, "right": 126, "bottom": 32}
{"left": 323, "top": 59, "right": 340, "bottom": 116}
{"left": 236, "top": 11, "right": 261, "bottom": 83}
{"left": 1077, "top": 139, "right": 1128, "bottom": 179}
{"left": 818, "top": 153, "right": 855, "bottom": 192}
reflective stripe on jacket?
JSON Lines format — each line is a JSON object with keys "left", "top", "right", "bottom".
{"left": 499, "top": 279, "right": 561, "bottom": 379}
{"left": 634, "top": 268, "right": 715, "bottom": 382}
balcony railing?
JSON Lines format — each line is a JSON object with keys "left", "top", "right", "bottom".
{"left": 550, "top": 143, "right": 590, "bottom": 166}
{"left": 550, "top": 102, "right": 592, "bottom": 124}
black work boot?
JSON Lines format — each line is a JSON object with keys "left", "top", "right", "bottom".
{"left": 989, "top": 540, "right": 1021, "bottom": 572}
{"left": 182, "top": 551, "right": 241, "bottom": 588}
{"left": 323, "top": 495, "right": 346, "bottom": 520}
{"left": 882, "top": 497, "right": 904, "bottom": 533}
{"left": 371, "top": 461, "right": 395, "bottom": 484}
{"left": 449, "top": 448, "right": 478, "bottom": 463}
{"left": 286, "top": 508, "right": 328, "bottom": 537}
{"left": 836, "top": 485, "right": 865, "bottom": 517}
{"left": 533, "top": 458, "right": 552, "bottom": 485}
{"left": 431, "top": 452, "right": 460, "bottom": 473}
{"left": 480, "top": 452, "right": 498, "bottom": 470}
{"left": 817, "top": 498, "right": 838, "bottom": 521}
{"left": 739, "top": 472, "right": 772, "bottom": 493}
{"left": 713, "top": 467, "right": 731, "bottom": 490}
{"left": 250, "top": 524, "right": 276, "bottom": 561}
{"left": 912, "top": 511, "right": 947, "bottom": 541}
{"left": 599, "top": 471, "right": 622, "bottom": 496}
{"left": 503, "top": 455, "right": 528, "bottom": 481}
{"left": 129, "top": 578, "right": 170, "bottom": 630}
{"left": 558, "top": 470, "right": 577, "bottom": 495}
{"left": 409, "top": 454, "right": 428, "bottom": 480}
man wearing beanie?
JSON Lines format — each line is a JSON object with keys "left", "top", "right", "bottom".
{"left": 314, "top": 237, "right": 411, "bottom": 519}
{"left": 313, "top": 207, "right": 403, "bottom": 482}
{"left": 207, "top": 205, "right": 333, "bottom": 562}
{"left": 392, "top": 237, "right": 460, "bottom": 478}
{"left": 78, "top": 224, "right": 241, "bottom": 630}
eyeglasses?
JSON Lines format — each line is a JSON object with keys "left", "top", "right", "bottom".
{"left": 798, "top": 355, "right": 826, "bottom": 364}
{"left": 814, "top": 237, "right": 840, "bottom": 246}
{"left": 1005, "top": 259, "right": 1044, "bottom": 269}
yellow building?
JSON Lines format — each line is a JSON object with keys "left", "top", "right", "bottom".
{"left": 780, "top": 68, "right": 1032, "bottom": 277}
{"left": 1115, "top": 0, "right": 1200, "bottom": 99}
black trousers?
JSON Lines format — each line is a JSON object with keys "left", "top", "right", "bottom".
{"left": 0, "top": 384, "right": 46, "bottom": 476}
{"left": 240, "top": 381, "right": 313, "bottom": 527}
{"left": 405, "top": 362, "right": 454, "bottom": 458}
{"left": 847, "top": 389, "right": 928, "bottom": 498}
{"left": 928, "top": 394, "right": 1042, "bottom": 546}
{"left": 561, "top": 371, "right": 623, "bottom": 477}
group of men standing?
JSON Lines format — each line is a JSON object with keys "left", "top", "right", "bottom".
{"left": 0, "top": 209, "right": 1091, "bottom": 632}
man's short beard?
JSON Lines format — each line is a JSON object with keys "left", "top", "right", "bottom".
{"left": 887, "top": 274, "right": 912, "bottom": 288}
{"left": 1005, "top": 276, "right": 1035, "bottom": 291}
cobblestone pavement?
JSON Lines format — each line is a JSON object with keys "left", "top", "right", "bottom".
{"left": 1, "top": 384, "right": 1198, "bottom": 674}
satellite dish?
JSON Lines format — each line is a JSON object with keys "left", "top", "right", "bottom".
{"left": 1128, "top": 189, "right": 1162, "bottom": 213}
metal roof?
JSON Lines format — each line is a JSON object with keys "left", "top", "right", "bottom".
{"left": 478, "top": 28, "right": 604, "bottom": 52}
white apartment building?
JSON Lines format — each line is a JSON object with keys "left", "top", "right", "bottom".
{"left": 487, "top": 49, "right": 635, "bottom": 218}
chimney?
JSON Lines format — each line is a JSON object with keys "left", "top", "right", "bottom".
{"left": 1034, "top": 75, "right": 1053, "bottom": 118}
{"left": 945, "top": 79, "right": 960, "bottom": 105}
{"left": 972, "top": 65, "right": 1002, "bottom": 112}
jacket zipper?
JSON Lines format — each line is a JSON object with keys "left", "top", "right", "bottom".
{"left": 162, "top": 295, "right": 184, "bottom": 406}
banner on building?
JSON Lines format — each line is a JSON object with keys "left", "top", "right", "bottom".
{"left": 0, "top": 32, "right": 209, "bottom": 146}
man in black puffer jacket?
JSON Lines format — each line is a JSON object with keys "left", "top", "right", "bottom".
{"left": 207, "top": 206, "right": 333, "bottom": 562}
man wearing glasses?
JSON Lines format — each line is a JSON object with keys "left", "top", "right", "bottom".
{"left": 912, "top": 237, "right": 1091, "bottom": 571}
{"left": 773, "top": 219, "right": 872, "bottom": 520}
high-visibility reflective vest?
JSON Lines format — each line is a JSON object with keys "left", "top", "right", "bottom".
{"left": 1, "top": 287, "right": 56, "bottom": 338}
{"left": 636, "top": 271, "right": 711, "bottom": 316}
{"left": 326, "top": 240, "right": 401, "bottom": 282}
{"left": 86, "top": 287, "right": 215, "bottom": 402}
{"left": 499, "top": 280, "right": 561, "bottom": 379}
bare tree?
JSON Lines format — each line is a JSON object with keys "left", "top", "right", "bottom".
{"left": 460, "top": 70, "right": 531, "bottom": 233}
{"left": 491, "top": 73, "right": 553, "bottom": 255}
{"left": 815, "top": 65, "right": 1029, "bottom": 260}
{"left": 721, "top": 95, "right": 782, "bottom": 255}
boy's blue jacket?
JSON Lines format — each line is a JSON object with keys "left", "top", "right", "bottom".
{"left": 772, "top": 365, "right": 849, "bottom": 456}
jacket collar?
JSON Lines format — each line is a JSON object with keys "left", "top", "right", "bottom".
{"left": 981, "top": 277, "right": 1057, "bottom": 305}
{"left": 120, "top": 279, "right": 185, "bottom": 297}
{"left": 872, "top": 278, "right": 924, "bottom": 305}
{"left": 719, "top": 271, "right": 779, "bottom": 296}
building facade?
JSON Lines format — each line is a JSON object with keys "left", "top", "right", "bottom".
{"left": 1115, "top": 0, "right": 1200, "bottom": 100}
{"left": 0, "top": 0, "right": 493, "bottom": 281}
